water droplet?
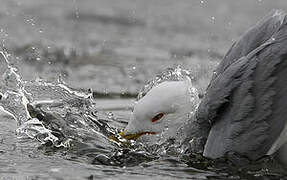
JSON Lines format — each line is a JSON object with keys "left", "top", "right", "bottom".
{"left": 107, "top": 112, "right": 114, "bottom": 119}
{"left": 211, "top": 16, "right": 216, "bottom": 23}
{"left": 36, "top": 57, "right": 41, "bottom": 61}
{"left": 75, "top": 11, "right": 79, "bottom": 19}
{"left": 200, "top": 0, "right": 204, "bottom": 4}
{"left": 132, "top": 66, "right": 136, "bottom": 70}
{"left": 50, "top": 168, "right": 61, "bottom": 172}
{"left": 102, "top": 40, "right": 107, "bottom": 46}
{"left": 188, "top": 112, "right": 194, "bottom": 119}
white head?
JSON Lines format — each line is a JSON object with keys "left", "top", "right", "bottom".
{"left": 120, "top": 78, "right": 199, "bottom": 140}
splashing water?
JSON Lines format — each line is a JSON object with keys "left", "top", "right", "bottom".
{"left": 0, "top": 50, "right": 165, "bottom": 166}
{"left": 137, "top": 65, "right": 195, "bottom": 101}
{"left": 0, "top": 51, "right": 115, "bottom": 151}
{"left": 0, "top": 52, "right": 199, "bottom": 167}
{"left": 1, "top": 51, "right": 287, "bottom": 179}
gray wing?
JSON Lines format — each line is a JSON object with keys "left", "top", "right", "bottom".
{"left": 213, "top": 9, "right": 286, "bottom": 80}
{"left": 196, "top": 10, "right": 287, "bottom": 160}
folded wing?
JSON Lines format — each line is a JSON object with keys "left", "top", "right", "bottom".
{"left": 196, "top": 10, "right": 287, "bottom": 160}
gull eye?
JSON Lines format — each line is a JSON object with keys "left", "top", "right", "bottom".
{"left": 152, "top": 113, "right": 164, "bottom": 122}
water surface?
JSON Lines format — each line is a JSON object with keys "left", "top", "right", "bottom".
{"left": 1, "top": 0, "right": 287, "bottom": 179}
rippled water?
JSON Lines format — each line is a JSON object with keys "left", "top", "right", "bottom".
{"left": 1, "top": 0, "right": 287, "bottom": 179}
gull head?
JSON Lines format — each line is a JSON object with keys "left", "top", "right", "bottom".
{"left": 120, "top": 77, "right": 199, "bottom": 141}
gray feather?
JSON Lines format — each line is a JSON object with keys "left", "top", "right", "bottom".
{"left": 196, "top": 10, "right": 287, "bottom": 160}
{"left": 214, "top": 9, "right": 286, "bottom": 79}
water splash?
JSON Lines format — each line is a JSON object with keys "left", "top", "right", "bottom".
{"left": 0, "top": 51, "right": 31, "bottom": 124}
{"left": 137, "top": 65, "right": 195, "bottom": 101}
{"left": 0, "top": 51, "right": 118, "bottom": 151}
{"left": 0, "top": 52, "right": 201, "bottom": 168}
{"left": 0, "top": 50, "right": 164, "bottom": 168}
